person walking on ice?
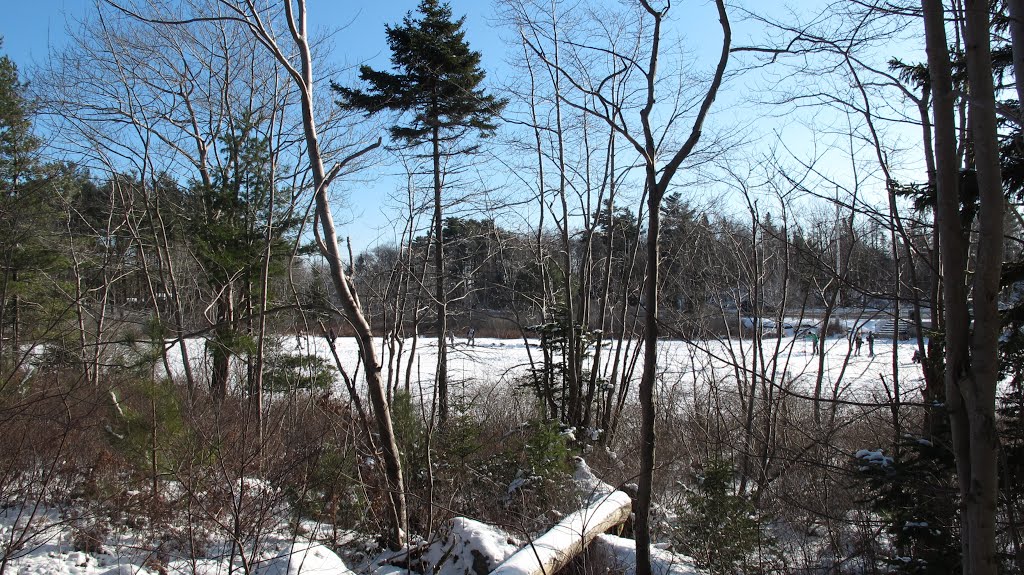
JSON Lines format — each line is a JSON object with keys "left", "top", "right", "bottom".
{"left": 466, "top": 327, "right": 476, "bottom": 346}
{"left": 808, "top": 330, "right": 819, "bottom": 355}
{"left": 854, "top": 331, "right": 863, "bottom": 356}
{"left": 867, "top": 331, "right": 874, "bottom": 357}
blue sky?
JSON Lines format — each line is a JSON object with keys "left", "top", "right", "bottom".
{"left": 1, "top": 2, "right": 512, "bottom": 82}
{"left": 2, "top": 0, "right": 82, "bottom": 67}
{"left": 1, "top": 1, "right": 521, "bottom": 249}
{"left": 1, "top": 1, "right": 926, "bottom": 252}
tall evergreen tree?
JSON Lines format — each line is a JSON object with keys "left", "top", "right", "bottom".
{"left": 335, "top": 0, "right": 506, "bottom": 425}
{"left": 0, "top": 41, "right": 62, "bottom": 370}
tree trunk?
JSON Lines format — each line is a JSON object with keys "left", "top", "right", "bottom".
{"left": 491, "top": 490, "right": 632, "bottom": 575}
{"left": 586, "top": 126, "right": 618, "bottom": 431}
{"left": 633, "top": 4, "right": 729, "bottom": 573}
{"left": 1009, "top": 0, "right": 1024, "bottom": 123}
{"left": 634, "top": 175, "right": 661, "bottom": 575}
{"left": 923, "top": 1, "right": 971, "bottom": 566}
{"left": 924, "top": 1, "right": 1003, "bottom": 573}
{"left": 10, "top": 274, "right": 18, "bottom": 362}
{"left": 962, "top": 1, "right": 1004, "bottom": 572}
{"left": 282, "top": 1, "right": 407, "bottom": 549}
{"left": 432, "top": 125, "right": 449, "bottom": 426}
{"left": 0, "top": 272, "right": 8, "bottom": 372}
{"left": 211, "top": 284, "right": 233, "bottom": 402}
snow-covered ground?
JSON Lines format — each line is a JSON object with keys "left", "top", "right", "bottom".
{"left": 7, "top": 333, "right": 930, "bottom": 575}
{"left": 1, "top": 461, "right": 699, "bottom": 575}
{"left": 0, "top": 507, "right": 355, "bottom": 575}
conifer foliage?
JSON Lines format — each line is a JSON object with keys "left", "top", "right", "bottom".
{"left": 674, "top": 460, "right": 771, "bottom": 575}
{"left": 335, "top": 0, "right": 506, "bottom": 425}
{"left": 0, "top": 42, "right": 62, "bottom": 367}
{"left": 334, "top": 0, "right": 505, "bottom": 146}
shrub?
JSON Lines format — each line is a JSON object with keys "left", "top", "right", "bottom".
{"left": 674, "top": 459, "right": 772, "bottom": 575}
{"left": 106, "top": 379, "right": 185, "bottom": 485}
{"left": 262, "top": 353, "right": 335, "bottom": 391}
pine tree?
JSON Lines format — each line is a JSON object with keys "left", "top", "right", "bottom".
{"left": 858, "top": 431, "right": 961, "bottom": 574}
{"left": 189, "top": 115, "right": 299, "bottom": 400}
{"left": 335, "top": 0, "right": 506, "bottom": 425}
{"left": 0, "top": 41, "right": 63, "bottom": 369}
{"left": 674, "top": 460, "right": 772, "bottom": 575}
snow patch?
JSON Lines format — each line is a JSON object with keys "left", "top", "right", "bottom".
{"left": 854, "top": 449, "right": 893, "bottom": 468}
{"left": 417, "top": 517, "right": 520, "bottom": 575}
{"left": 588, "top": 534, "right": 702, "bottom": 575}
{"left": 572, "top": 457, "right": 614, "bottom": 503}
{"left": 253, "top": 541, "right": 352, "bottom": 575}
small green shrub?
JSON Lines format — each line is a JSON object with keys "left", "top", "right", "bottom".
{"left": 674, "top": 460, "right": 772, "bottom": 575}
{"left": 106, "top": 380, "right": 184, "bottom": 475}
{"left": 286, "top": 440, "right": 366, "bottom": 528}
{"left": 523, "top": 419, "right": 572, "bottom": 480}
{"left": 262, "top": 353, "right": 335, "bottom": 391}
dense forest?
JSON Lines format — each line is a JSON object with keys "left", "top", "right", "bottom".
{"left": 1, "top": 1, "right": 1023, "bottom": 574}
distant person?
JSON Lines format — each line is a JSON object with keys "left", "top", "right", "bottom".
{"left": 912, "top": 349, "right": 922, "bottom": 364}
{"left": 448, "top": 330, "right": 455, "bottom": 345}
{"left": 854, "top": 332, "right": 863, "bottom": 356}
{"left": 467, "top": 327, "right": 476, "bottom": 346}
{"left": 867, "top": 332, "right": 875, "bottom": 357}
{"left": 808, "top": 330, "right": 819, "bottom": 355}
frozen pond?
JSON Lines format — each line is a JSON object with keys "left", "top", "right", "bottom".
{"left": 155, "top": 333, "right": 929, "bottom": 407}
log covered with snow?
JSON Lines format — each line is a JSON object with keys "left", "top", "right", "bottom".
{"left": 490, "top": 490, "right": 632, "bottom": 575}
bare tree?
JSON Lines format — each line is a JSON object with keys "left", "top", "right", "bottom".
{"left": 513, "top": 1, "right": 731, "bottom": 571}
{"left": 86, "top": 0, "right": 409, "bottom": 549}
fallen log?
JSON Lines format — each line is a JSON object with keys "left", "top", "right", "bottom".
{"left": 490, "top": 490, "right": 632, "bottom": 575}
